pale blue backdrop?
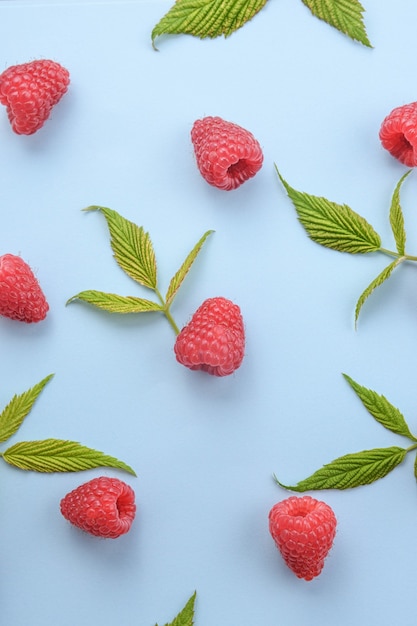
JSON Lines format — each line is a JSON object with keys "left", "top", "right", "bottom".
{"left": 0, "top": 1, "right": 416, "bottom": 625}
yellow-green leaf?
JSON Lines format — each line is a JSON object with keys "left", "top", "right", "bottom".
{"left": 156, "top": 592, "right": 196, "bottom": 626}
{"left": 2, "top": 439, "right": 136, "bottom": 475}
{"left": 354, "top": 258, "right": 403, "bottom": 327}
{"left": 301, "top": 0, "right": 372, "bottom": 47}
{"left": 151, "top": 0, "right": 267, "bottom": 48}
{"left": 67, "top": 290, "right": 163, "bottom": 314}
{"left": 277, "top": 168, "right": 381, "bottom": 254}
{"left": 275, "top": 447, "right": 407, "bottom": 491}
{"left": 0, "top": 374, "right": 54, "bottom": 444}
{"left": 389, "top": 170, "right": 410, "bottom": 256}
{"left": 84, "top": 206, "right": 158, "bottom": 290}
{"left": 165, "top": 230, "right": 214, "bottom": 308}
{"left": 343, "top": 374, "right": 417, "bottom": 441}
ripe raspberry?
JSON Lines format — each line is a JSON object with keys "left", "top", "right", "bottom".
{"left": 191, "top": 116, "right": 263, "bottom": 190}
{"left": 268, "top": 495, "right": 337, "bottom": 581}
{"left": 0, "top": 254, "right": 49, "bottom": 323}
{"left": 60, "top": 476, "right": 136, "bottom": 539}
{"left": 379, "top": 102, "right": 417, "bottom": 167}
{"left": 174, "top": 296, "right": 245, "bottom": 377}
{"left": 0, "top": 59, "right": 70, "bottom": 135}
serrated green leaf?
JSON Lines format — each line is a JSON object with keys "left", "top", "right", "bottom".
{"left": 343, "top": 374, "right": 417, "bottom": 441}
{"left": 277, "top": 168, "right": 381, "bottom": 253}
{"left": 156, "top": 592, "right": 196, "bottom": 626}
{"left": 274, "top": 446, "right": 407, "bottom": 491}
{"left": 85, "top": 206, "right": 158, "bottom": 290}
{"left": 67, "top": 290, "right": 164, "bottom": 314}
{"left": 165, "top": 231, "right": 214, "bottom": 307}
{"left": 0, "top": 374, "right": 54, "bottom": 444}
{"left": 2, "top": 439, "right": 136, "bottom": 475}
{"left": 389, "top": 170, "right": 410, "bottom": 256}
{"left": 151, "top": 0, "right": 267, "bottom": 48}
{"left": 354, "top": 257, "right": 403, "bottom": 326}
{"left": 301, "top": 0, "right": 372, "bottom": 47}
{"left": 414, "top": 453, "right": 417, "bottom": 481}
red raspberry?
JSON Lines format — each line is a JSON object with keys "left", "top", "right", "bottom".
{"left": 379, "top": 102, "right": 417, "bottom": 167}
{"left": 0, "top": 254, "right": 49, "bottom": 323}
{"left": 191, "top": 116, "right": 263, "bottom": 190}
{"left": 0, "top": 59, "right": 70, "bottom": 135}
{"left": 174, "top": 296, "right": 245, "bottom": 377}
{"left": 268, "top": 495, "right": 337, "bottom": 581}
{"left": 60, "top": 476, "right": 136, "bottom": 539}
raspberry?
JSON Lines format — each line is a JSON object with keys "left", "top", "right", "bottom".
{"left": 379, "top": 102, "right": 417, "bottom": 167}
{"left": 174, "top": 296, "right": 245, "bottom": 377}
{"left": 191, "top": 116, "right": 263, "bottom": 190}
{"left": 0, "top": 59, "right": 70, "bottom": 135}
{"left": 0, "top": 254, "right": 49, "bottom": 323}
{"left": 60, "top": 476, "right": 136, "bottom": 539}
{"left": 268, "top": 495, "right": 337, "bottom": 581}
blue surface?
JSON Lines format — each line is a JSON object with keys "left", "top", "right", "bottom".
{"left": 1, "top": 1, "right": 417, "bottom": 624}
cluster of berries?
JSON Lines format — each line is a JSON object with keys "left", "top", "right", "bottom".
{"left": 0, "top": 59, "right": 264, "bottom": 378}
{"left": 5, "top": 58, "right": 392, "bottom": 579}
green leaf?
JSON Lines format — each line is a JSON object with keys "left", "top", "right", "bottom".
{"left": 2, "top": 439, "right": 136, "bottom": 475}
{"left": 343, "top": 374, "right": 417, "bottom": 441}
{"left": 0, "top": 374, "right": 54, "bottom": 444}
{"left": 277, "top": 168, "right": 381, "bottom": 253}
{"left": 301, "top": 0, "right": 372, "bottom": 47}
{"left": 165, "top": 230, "right": 214, "bottom": 307}
{"left": 151, "top": 0, "right": 267, "bottom": 49}
{"left": 274, "top": 446, "right": 407, "bottom": 491}
{"left": 389, "top": 170, "right": 410, "bottom": 256}
{"left": 67, "top": 290, "right": 164, "bottom": 314}
{"left": 156, "top": 592, "right": 196, "bottom": 626}
{"left": 85, "top": 206, "right": 158, "bottom": 290}
{"left": 354, "top": 257, "right": 403, "bottom": 326}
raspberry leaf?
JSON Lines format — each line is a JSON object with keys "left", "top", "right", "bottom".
{"left": 354, "top": 257, "right": 404, "bottom": 326}
{"left": 0, "top": 374, "right": 53, "bottom": 444}
{"left": 389, "top": 170, "right": 410, "bottom": 256}
{"left": 275, "top": 447, "right": 407, "bottom": 491}
{"left": 151, "top": 0, "right": 267, "bottom": 49}
{"left": 343, "top": 374, "right": 417, "bottom": 441}
{"left": 301, "top": 0, "right": 372, "bottom": 48}
{"left": 66, "top": 291, "right": 164, "bottom": 314}
{"left": 84, "top": 206, "right": 158, "bottom": 290}
{"left": 156, "top": 592, "right": 196, "bottom": 626}
{"left": 277, "top": 168, "right": 382, "bottom": 254}
{"left": 2, "top": 439, "right": 136, "bottom": 475}
{"left": 70, "top": 208, "right": 214, "bottom": 335}
{"left": 165, "top": 230, "right": 214, "bottom": 308}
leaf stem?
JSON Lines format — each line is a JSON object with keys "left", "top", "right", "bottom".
{"left": 380, "top": 248, "right": 417, "bottom": 263}
{"left": 155, "top": 288, "right": 180, "bottom": 335}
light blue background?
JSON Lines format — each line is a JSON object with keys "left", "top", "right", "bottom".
{"left": 1, "top": 1, "right": 417, "bottom": 624}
